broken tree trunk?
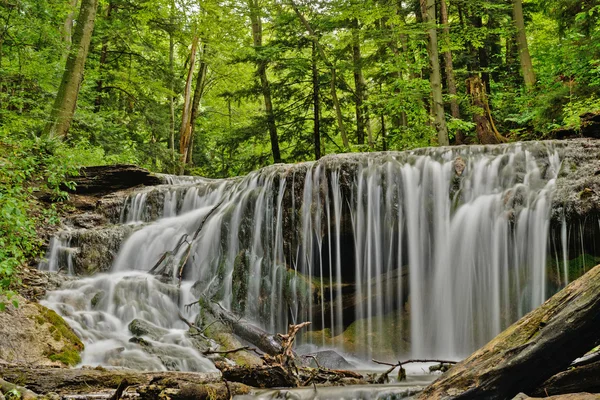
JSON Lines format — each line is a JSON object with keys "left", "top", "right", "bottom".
{"left": 202, "top": 300, "right": 283, "bottom": 356}
{"left": 417, "top": 263, "right": 600, "bottom": 400}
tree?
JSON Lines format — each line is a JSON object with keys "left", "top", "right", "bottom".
{"left": 440, "top": 0, "right": 462, "bottom": 143}
{"left": 420, "top": 0, "right": 449, "bottom": 146}
{"left": 513, "top": 0, "right": 536, "bottom": 88}
{"left": 179, "top": 34, "right": 200, "bottom": 173}
{"left": 43, "top": 0, "right": 99, "bottom": 139}
{"left": 248, "top": 0, "right": 282, "bottom": 164}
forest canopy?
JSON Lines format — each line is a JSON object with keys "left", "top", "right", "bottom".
{"left": 1, "top": 0, "right": 599, "bottom": 177}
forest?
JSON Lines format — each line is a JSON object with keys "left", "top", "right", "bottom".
{"left": 1, "top": 0, "right": 600, "bottom": 324}
{"left": 2, "top": 1, "right": 600, "bottom": 399}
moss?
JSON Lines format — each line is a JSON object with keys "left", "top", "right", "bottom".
{"left": 48, "top": 349, "right": 81, "bottom": 366}
{"left": 34, "top": 304, "right": 84, "bottom": 366}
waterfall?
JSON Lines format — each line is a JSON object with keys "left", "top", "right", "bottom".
{"left": 41, "top": 142, "right": 567, "bottom": 369}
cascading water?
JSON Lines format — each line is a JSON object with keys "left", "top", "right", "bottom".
{"left": 41, "top": 142, "right": 566, "bottom": 370}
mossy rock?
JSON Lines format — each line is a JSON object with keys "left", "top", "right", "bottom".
{"left": 34, "top": 304, "right": 84, "bottom": 366}
{"left": 0, "top": 297, "right": 84, "bottom": 367}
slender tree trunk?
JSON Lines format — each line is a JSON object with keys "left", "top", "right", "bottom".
{"left": 311, "top": 42, "right": 321, "bottom": 160}
{"left": 351, "top": 19, "right": 365, "bottom": 146}
{"left": 440, "top": 0, "right": 463, "bottom": 144}
{"left": 62, "top": 0, "right": 79, "bottom": 52}
{"left": 513, "top": 0, "right": 536, "bottom": 88}
{"left": 249, "top": 0, "right": 281, "bottom": 163}
{"left": 43, "top": 0, "right": 99, "bottom": 139}
{"left": 94, "top": 1, "right": 114, "bottom": 113}
{"left": 420, "top": 0, "right": 449, "bottom": 146}
{"left": 169, "top": 0, "right": 176, "bottom": 165}
{"left": 289, "top": 0, "right": 350, "bottom": 149}
{"left": 178, "top": 35, "right": 199, "bottom": 174}
{"left": 186, "top": 43, "right": 209, "bottom": 169}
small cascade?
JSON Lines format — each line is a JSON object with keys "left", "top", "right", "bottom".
{"left": 42, "top": 141, "right": 585, "bottom": 370}
{"left": 39, "top": 234, "right": 75, "bottom": 274}
{"left": 42, "top": 272, "right": 216, "bottom": 372}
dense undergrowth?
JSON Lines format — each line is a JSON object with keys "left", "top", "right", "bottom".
{"left": 0, "top": 132, "right": 136, "bottom": 309}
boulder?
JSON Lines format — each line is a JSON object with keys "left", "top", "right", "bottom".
{"left": 0, "top": 296, "right": 83, "bottom": 366}
{"left": 128, "top": 319, "right": 169, "bottom": 340}
{"left": 301, "top": 350, "right": 354, "bottom": 369}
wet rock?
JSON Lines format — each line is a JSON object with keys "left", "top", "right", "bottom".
{"left": 581, "top": 112, "right": 600, "bottom": 139}
{"left": 68, "top": 165, "right": 162, "bottom": 196}
{"left": 301, "top": 350, "right": 354, "bottom": 369}
{"left": 128, "top": 319, "right": 169, "bottom": 340}
{"left": 550, "top": 126, "right": 579, "bottom": 140}
{"left": 46, "top": 224, "right": 138, "bottom": 276}
{"left": 0, "top": 296, "right": 83, "bottom": 366}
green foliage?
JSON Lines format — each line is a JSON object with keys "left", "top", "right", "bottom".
{"left": 0, "top": 132, "right": 95, "bottom": 308}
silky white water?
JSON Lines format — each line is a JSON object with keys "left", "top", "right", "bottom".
{"left": 41, "top": 142, "right": 565, "bottom": 369}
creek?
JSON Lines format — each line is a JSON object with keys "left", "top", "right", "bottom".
{"left": 39, "top": 141, "right": 597, "bottom": 381}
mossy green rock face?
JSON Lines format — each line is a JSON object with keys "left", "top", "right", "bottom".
{"left": 0, "top": 296, "right": 83, "bottom": 366}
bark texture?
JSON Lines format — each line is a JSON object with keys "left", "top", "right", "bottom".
{"left": 420, "top": 0, "right": 449, "bottom": 146}
{"left": 44, "top": 0, "right": 99, "bottom": 139}
{"left": 178, "top": 35, "right": 200, "bottom": 173}
{"left": 466, "top": 76, "right": 505, "bottom": 144}
{"left": 440, "top": 0, "right": 462, "bottom": 144}
{"left": 0, "top": 364, "right": 248, "bottom": 400}
{"left": 417, "top": 263, "right": 600, "bottom": 400}
{"left": 249, "top": 0, "right": 281, "bottom": 163}
{"left": 513, "top": 0, "right": 536, "bottom": 88}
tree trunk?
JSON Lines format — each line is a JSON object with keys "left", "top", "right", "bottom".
{"left": 249, "top": 0, "right": 281, "bottom": 164}
{"left": 466, "top": 76, "right": 504, "bottom": 145}
{"left": 203, "top": 300, "right": 284, "bottom": 356}
{"left": 178, "top": 35, "right": 199, "bottom": 174}
{"left": 420, "top": 0, "right": 449, "bottom": 146}
{"left": 94, "top": 1, "right": 114, "bottom": 113}
{"left": 312, "top": 42, "right": 321, "bottom": 160}
{"left": 187, "top": 43, "right": 208, "bottom": 167}
{"left": 417, "top": 263, "right": 600, "bottom": 400}
{"left": 0, "top": 365, "right": 247, "bottom": 399}
{"left": 440, "top": 0, "right": 463, "bottom": 144}
{"left": 351, "top": 19, "right": 366, "bottom": 146}
{"left": 289, "top": 0, "right": 350, "bottom": 149}
{"left": 43, "top": 0, "right": 99, "bottom": 139}
{"left": 169, "top": 0, "right": 176, "bottom": 165}
{"left": 513, "top": 0, "right": 536, "bottom": 88}
{"left": 62, "top": 0, "right": 79, "bottom": 51}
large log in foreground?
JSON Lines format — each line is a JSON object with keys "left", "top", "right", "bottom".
{"left": 0, "top": 363, "right": 250, "bottom": 399}
{"left": 418, "top": 264, "right": 600, "bottom": 400}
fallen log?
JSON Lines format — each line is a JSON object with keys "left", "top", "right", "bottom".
{"left": 0, "top": 363, "right": 249, "bottom": 399}
{"left": 533, "top": 361, "right": 600, "bottom": 397}
{"left": 201, "top": 300, "right": 284, "bottom": 356}
{"left": 417, "top": 263, "right": 600, "bottom": 400}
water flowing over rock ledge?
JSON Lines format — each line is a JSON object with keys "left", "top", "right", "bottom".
{"left": 37, "top": 139, "right": 600, "bottom": 372}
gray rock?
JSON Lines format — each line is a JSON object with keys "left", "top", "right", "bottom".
{"left": 302, "top": 350, "right": 354, "bottom": 370}
{"left": 128, "top": 319, "right": 169, "bottom": 340}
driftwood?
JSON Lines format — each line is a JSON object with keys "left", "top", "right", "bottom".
{"left": 417, "top": 263, "right": 600, "bottom": 400}
{"left": 533, "top": 361, "right": 600, "bottom": 397}
{"left": 371, "top": 359, "right": 457, "bottom": 384}
{"left": 203, "top": 300, "right": 284, "bottom": 356}
{"left": 0, "top": 364, "right": 249, "bottom": 399}
{"left": 202, "top": 303, "right": 365, "bottom": 389}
